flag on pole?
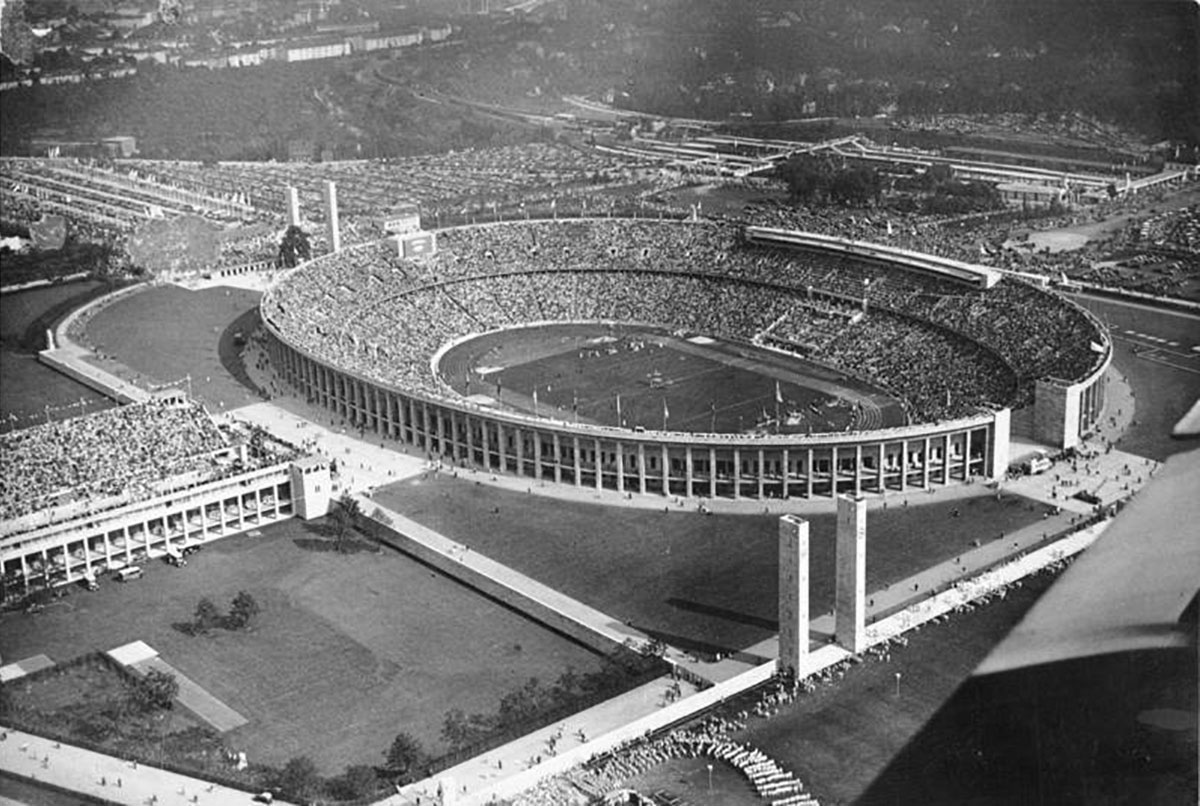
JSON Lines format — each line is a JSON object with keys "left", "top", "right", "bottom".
{"left": 662, "top": 398, "right": 669, "bottom": 427}
{"left": 533, "top": 388, "right": 539, "bottom": 415}
{"left": 775, "top": 379, "right": 783, "bottom": 405}
{"left": 616, "top": 393, "right": 622, "bottom": 424}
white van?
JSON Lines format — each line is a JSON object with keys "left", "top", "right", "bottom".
{"left": 116, "top": 566, "right": 144, "bottom": 582}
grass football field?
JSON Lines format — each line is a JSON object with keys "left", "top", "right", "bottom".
{"left": 440, "top": 323, "right": 904, "bottom": 434}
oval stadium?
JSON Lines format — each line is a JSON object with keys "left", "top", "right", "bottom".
{"left": 261, "top": 217, "right": 1111, "bottom": 501}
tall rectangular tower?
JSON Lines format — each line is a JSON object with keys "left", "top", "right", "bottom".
{"left": 777, "top": 515, "right": 811, "bottom": 677}
{"left": 323, "top": 180, "right": 341, "bottom": 253}
{"left": 835, "top": 493, "right": 868, "bottom": 654}
{"left": 286, "top": 186, "right": 301, "bottom": 227}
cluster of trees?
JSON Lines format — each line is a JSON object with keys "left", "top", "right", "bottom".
{"left": 776, "top": 155, "right": 884, "bottom": 206}
{"left": 184, "top": 591, "right": 261, "bottom": 635}
{"left": 130, "top": 668, "right": 180, "bottom": 712}
{"left": 260, "top": 731, "right": 427, "bottom": 802}
{"left": 277, "top": 225, "right": 311, "bottom": 269}
{"left": 440, "top": 650, "right": 664, "bottom": 753}
{"left": 892, "top": 163, "right": 1003, "bottom": 215}
{"left": 0, "top": 240, "right": 130, "bottom": 288}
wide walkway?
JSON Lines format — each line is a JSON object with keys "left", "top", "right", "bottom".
{"left": 0, "top": 729, "right": 289, "bottom": 806}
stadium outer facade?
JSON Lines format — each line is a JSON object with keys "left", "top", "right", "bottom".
{"left": 261, "top": 223, "right": 1111, "bottom": 503}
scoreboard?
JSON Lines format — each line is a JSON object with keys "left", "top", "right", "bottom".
{"left": 397, "top": 230, "right": 437, "bottom": 259}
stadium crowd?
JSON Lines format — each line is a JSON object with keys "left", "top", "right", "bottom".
{"left": 0, "top": 400, "right": 230, "bottom": 523}
{"left": 266, "top": 219, "right": 1103, "bottom": 429}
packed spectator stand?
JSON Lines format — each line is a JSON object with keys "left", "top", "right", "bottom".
{"left": 0, "top": 399, "right": 236, "bottom": 527}
{"left": 265, "top": 218, "right": 1104, "bottom": 431}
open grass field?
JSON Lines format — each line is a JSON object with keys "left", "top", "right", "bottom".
{"left": 440, "top": 323, "right": 903, "bottom": 434}
{"left": 82, "top": 284, "right": 265, "bottom": 413}
{"left": 0, "top": 519, "right": 606, "bottom": 775}
{"left": 373, "top": 475, "right": 1060, "bottom": 658}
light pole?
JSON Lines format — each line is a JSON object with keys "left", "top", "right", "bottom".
{"left": 894, "top": 671, "right": 902, "bottom": 697}
{"left": 707, "top": 763, "right": 713, "bottom": 794}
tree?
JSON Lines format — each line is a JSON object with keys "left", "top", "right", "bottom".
{"left": 193, "top": 597, "right": 222, "bottom": 633}
{"left": 227, "top": 590, "right": 260, "bottom": 630}
{"left": 276, "top": 756, "right": 322, "bottom": 802}
{"left": 384, "top": 732, "right": 427, "bottom": 778}
{"left": 331, "top": 765, "right": 379, "bottom": 799}
{"left": 0, "top": 0, "right": 35, "bottom": 65}
{"left": 130, "top": 669, "right": 179, "bottom": 712}
{"left": 277, "top": 225, "right": 311, "bottom": 268}
{"left": 330, "top": 493, "right": 361, "bottom": 553}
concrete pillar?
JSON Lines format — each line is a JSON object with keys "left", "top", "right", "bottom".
{"left": 323, "top": 180, "right": 341, "bottom": 253}
{"left": 637, "top": 443, "right": 647, "bottom": 495}
{"left": 285, "top": 185, "right": 301, "bottom": 227}
{"left": 573, "top": 436, "right": 582, "bottom": 486}
{"left": 515, "top": 427, "right": 525, "bottom": 477}
{"left": 835, "top": 494, "right": 868, "bottom": 654}
{"left": 616, "top": 441, "right": 625, "bottom": 492}
{"left": 732, "top": 448, "right": 741, "bottom": 499}
{"left": 831, "top": 446, "right": 839, "bottom": 496}
{"left": 553, "top": 432, "right": 562, "bottom": 483}
{"left": 854, "top": 445, "right": 863, "bottom": 496}
{"left": 777, "top": 515, "right": 810, "bottom": 677}
{"left": 533, "top": 431, "right": 543, "bottom": 480}
{"left": 756, "top": 448, "right": 765, "bottom": 499}
{"left": 805, "top": 448, "right": 814, "bottom": 498}
{"left": 781, "top": 448, "right": 790, "bottom": 498}
{"left": 596, "top": 438, "right": 604, "bottom": 491}
{"left": 497, "top": 423, "right": 507, "bottom": 472}
{"left": 709, "top": 447, "right": 717, "bottom": 498}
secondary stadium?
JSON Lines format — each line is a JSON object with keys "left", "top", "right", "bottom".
{"left": 261, "top": 217, "right": 1112, "bottom": 501}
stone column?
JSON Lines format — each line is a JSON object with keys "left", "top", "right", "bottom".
{"left": 596, "top": 438, "right": 604, "bottom": 491}
{"left": 835, "top": 494, "right": 868, "bottom": 654}
{"left": 616, "top": 441, "right": 625, "bottom": 492}
{"left": 777, "top": 515, "right": 811, "bottom": 677}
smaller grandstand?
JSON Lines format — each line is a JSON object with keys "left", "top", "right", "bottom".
{"left": 0, "top": 394, "right": 316, "bottom": 600}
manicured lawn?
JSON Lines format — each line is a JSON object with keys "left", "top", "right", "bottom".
{"left": 374, "top": 475, "right": 1052, "bottom": 657}
{"left": 0, "top": 519, "right": 605, "bottom": 775}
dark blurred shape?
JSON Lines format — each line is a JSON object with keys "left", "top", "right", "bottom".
{"left": 858, "top": 448, "right": 1199, "bottom": 805}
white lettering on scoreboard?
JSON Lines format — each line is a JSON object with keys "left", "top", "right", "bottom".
{"left": 397, "top": 231, "right": 437, "bottom": 259}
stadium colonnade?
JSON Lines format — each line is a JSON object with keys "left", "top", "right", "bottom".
{"left": 268, "top": 331, "right": 1008, "bottom": 500}
{"left": 259, "top": 218, "right": 1115, "bottom": 502}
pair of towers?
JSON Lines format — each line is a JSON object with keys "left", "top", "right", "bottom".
{"left": 285, "top": 181, "right": 341, "bottom": 253}
{"left": 778, "top": 494, "right": 868, "bottom": 676}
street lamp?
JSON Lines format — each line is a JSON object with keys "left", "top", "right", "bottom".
{"left": 894, "top": 672, "right": 902, "bottom": 697}
{"left": 707, "top": 763, "right": 713, "bottom": 794}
